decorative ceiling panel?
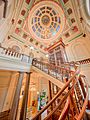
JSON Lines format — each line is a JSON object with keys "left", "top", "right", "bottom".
{"left": 13, "top": 0, "right": 82, "bottom": 51}
{"left": 28, "top": 1, "right": 65, "bottom": 42}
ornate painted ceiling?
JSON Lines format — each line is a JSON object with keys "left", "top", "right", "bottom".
{"left": 28, "top": 1, "right": 65, "bottom": 42}
{"left": 11, "top": 0, "right": 83, "bottom": 52}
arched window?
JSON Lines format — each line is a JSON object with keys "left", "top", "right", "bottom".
{"left": 12, "top": 45, "right": 20, "bottom": 53}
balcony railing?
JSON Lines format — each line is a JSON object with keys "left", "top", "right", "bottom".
{"left": 77, "top": 58, "right": 90, "bottom": 65}
{"left": 0, "top": 46, "right": 31, "bottom": 63}
{"left": 0, "top": 58, "right": 89, "bottom": 120}
{"left": 0, "top": 46, "right": 33, "bottom": 72}
{"left": 31, "top": 60, "right": 88, "bottom": 120}
{"left": 32, "top": 59, "right": 75, "bottom": 82}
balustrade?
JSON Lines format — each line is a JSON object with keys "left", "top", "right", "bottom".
{"left": 70, "top": 58, "right": 90, "bottom": 65}
{"left": 0, "top": 58, "right": 89, "bottom": 120}
{"left": 31, "top": 59, "right": 88, "bottom": 120}
{"left": 0, "top": 46, "right": 32, "bottom": 63}
{"left": 32, "top": 59, "right": 74, "bottom": 82}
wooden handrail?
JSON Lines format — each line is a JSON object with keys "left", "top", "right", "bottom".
{"left": 78, "top": 76, "right": 86, "bottom": 98}
{"left": 0, "top": 60, "right": 88, "bottom": 120}
{"left": 77, "top": 77, "right": 88, "bottom": 120}
{"left": 44, "top": 90, "right": 72, "bottom": 120}
{"left": 0, "top": 110, "right": 10, "bottom": 119}
{"left": 32, "top": 59, "right": 75, "bottom": 84}
{"left": 58, "top": 76, "right": 88, "bottom": 120}
{"left": 69, "top": 58, "right": 90, "bottom": 65}
{"left": 32, "top": 59, "right": 74, "bottom": 73}
{"left": 77, "top": 58, "right": 90, "bottom": 64}
{"left": 58, "top": 97, "right": 70, "bottom": 120}
{"left": 32, "top": 60, "right": 88, "bottom": 120}
{"left": 31, "top": 71, "right": 77, "bottom": 120}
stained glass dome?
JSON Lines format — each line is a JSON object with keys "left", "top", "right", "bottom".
{"left": 28, "top": 1, "right": 65, "bottom": 41}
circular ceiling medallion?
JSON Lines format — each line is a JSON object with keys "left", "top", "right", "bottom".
{"left": 28, "top": 1, "right": 65, "bottom": 41}
{"left": 41, "top": 15, "right": 50, "bottom": 26}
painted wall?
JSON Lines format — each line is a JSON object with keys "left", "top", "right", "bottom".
{"left": 66, "top": 33, "right": 90, "bottom": 85}
{"left": 2, "top": 35, "right": 47, "bottom": 60}
{"left": 0, "top": 70, "right": 12, "bottom": 112}
{"left": 0, "top": 70, "right": 19, "bottom": 112}
{"left": 0, "top": 0, "right": 16, "bottom": 43}
{"left": 66, "top": 35, "right": 90, "bottom": 61}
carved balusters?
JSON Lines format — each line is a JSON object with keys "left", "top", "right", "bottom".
{"left": 78, "top": 76, "right": 86, "bottom": 99}
{"left": 75, "top": 82, "right": 83, "bottom": 109}
{"left": 0, "top": 46, "right": 23, "bottom": 59}
{"left": 32, "top": 59, "right": 72, "bottom": 83}
{"left": 49, "top": 81, "right": 53, "bottom": 111}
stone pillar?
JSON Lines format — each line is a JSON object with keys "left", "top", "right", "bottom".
{"left": 2, "top": 72, "right": 19, "bottom": 112}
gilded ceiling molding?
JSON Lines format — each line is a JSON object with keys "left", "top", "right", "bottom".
{"left": 28, "top": 0, "right": 65, "bottom": 42}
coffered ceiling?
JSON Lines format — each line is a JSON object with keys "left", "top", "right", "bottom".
{"left": 11, "top": 0, "right": 83, "bottom": 52}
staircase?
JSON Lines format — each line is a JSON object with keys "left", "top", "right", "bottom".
{"left": 0, "top": 58, "right": 89, "bottom": 120}
{"left": 30, "top": 59, "right": 88, "bottom": 120}
{"left": 32, "top": 59, "right": 73, "bottom": 89}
